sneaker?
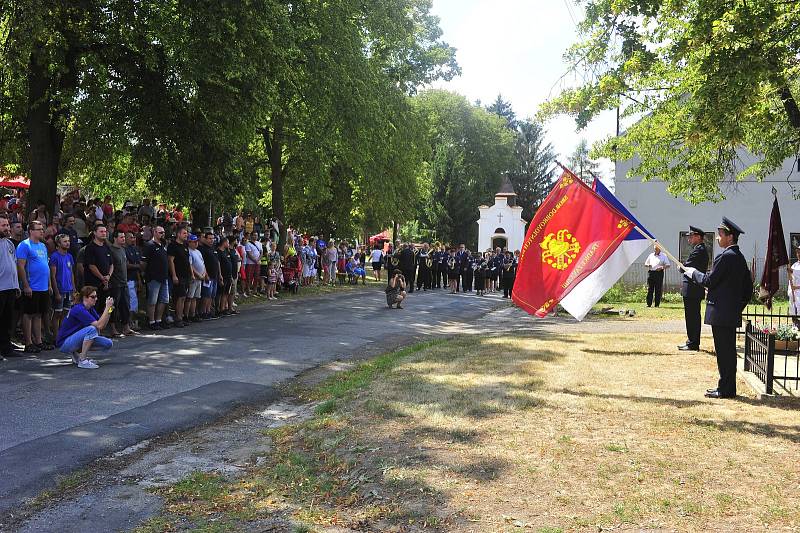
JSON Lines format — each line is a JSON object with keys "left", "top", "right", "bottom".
{"left": 174, "top": 320, "right": 185, "bottom": 328}
{"left": 77, "top": 359, "right": 99, "bottom": 369}
{"left": 208, "top": 314, "right": 220, "bottom": 320}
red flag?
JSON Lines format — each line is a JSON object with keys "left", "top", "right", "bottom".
{"left": 758, "top": 197, "right": 789, "bottom": 309}
{"left": 512, "top": 169, "right": 633, "bottom": 317}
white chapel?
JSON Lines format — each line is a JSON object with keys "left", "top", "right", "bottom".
{"left": 477, "top": 176, "right": 526, "bottom": 252}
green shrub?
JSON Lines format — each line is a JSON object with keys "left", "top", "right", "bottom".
{"left": 600, "top": 282, "right": 680, "bottom": 304}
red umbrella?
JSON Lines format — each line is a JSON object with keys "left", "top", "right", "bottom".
{"left": 0, "top": 176, "right": 30, "bottom": 189}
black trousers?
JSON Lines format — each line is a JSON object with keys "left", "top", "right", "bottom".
{"left": 502, "top": 276, "right": 515, "bottom": 298}
{"left": 0, "top": 289, "right": 16, "bottom": 352}
{"left": 461, "top": 270, "right": 473, "bottom": 292}
{"left": 402, "top": 268, "right": 415, "bottom": 293}
{"left": 416, "top": 267, "right": 431, "bottom": 290}
{"left": 646, "top": 270, "right": 664, "bottom": 307}
{"left": 110, "top": 285, "right": 130, "bottom": 329}
{"left": 431, "top": 265, "right": 440, "bottom": 288}
{"left": 683, "top": 297, "right": 702, "bottom": 348}
{"left": 711, "top": 325, "right": 737, "bottom": 396}
{"left": 440, "top": 267, "right": 448, "bottom": 288}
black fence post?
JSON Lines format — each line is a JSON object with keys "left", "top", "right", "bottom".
{"left": 744, "top": 320, "right": 752, "bottom": 372}
{"left": 766, "top": 334, "right": 775, "bottom": 395}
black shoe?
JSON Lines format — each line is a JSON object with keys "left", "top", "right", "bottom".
{"left": 705, "top": 390, "right": 735, "bottom": 399}
{"left": 706, "top": 388, "right": 718, "bottom": 394}
{"left": 678, "top": 345, "right": 699, "bottom": 351}
{"left": 174, "top": 321, "right": 185, "bottom": 328}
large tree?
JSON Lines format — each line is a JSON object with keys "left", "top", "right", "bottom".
{"left": 567, "top": 138, "right": 598, "bottom": 185}
{"left": 510, "top": 120, "right": 556, "bottom": 220}
{"left": 540, "top": 0, "right": 800, "bottom": 202}
{"left": 413, "top": 90, "right": 515, "bottom": 247}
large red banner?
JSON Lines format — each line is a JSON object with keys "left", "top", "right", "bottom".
{"left": 512, "top": 170, "right": 634, "bottom": 317}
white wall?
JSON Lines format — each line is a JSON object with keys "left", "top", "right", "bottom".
{"left": 614, "top": 155, "right": 800, "bottom": 288}
{"left": 477, "top": 197, "right": 526, "bottom": 252}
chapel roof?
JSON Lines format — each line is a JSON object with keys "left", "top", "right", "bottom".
{"left": 496, "top": 175, "right": 516, "bottom": 196}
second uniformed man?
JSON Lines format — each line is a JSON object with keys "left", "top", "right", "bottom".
{"left": 678, "top": 226, "right": 709, "bottom": 351}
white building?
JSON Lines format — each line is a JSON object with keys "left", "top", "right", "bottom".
{"left": 477, "top": 176, "right": 526, "bottom": 252}
{"left": 615, "top": 154, "right": 800, "bottom": 289}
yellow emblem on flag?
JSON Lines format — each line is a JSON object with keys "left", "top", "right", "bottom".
{"left": 617, "top": 219, "right": 630, "bottom": 229}
{"left": 541, "top": 229, "right": 581, "bottom": 270}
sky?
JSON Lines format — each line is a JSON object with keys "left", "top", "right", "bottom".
{"left": 428, "top": 0, "right": 618, "bottom": 180}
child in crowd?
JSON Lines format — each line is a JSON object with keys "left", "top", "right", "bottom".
{"left": 474, "top": 258, "right": 486, "bottom": 296}
{"left": 267, "top": 260, "right": 280, "bottom": 300}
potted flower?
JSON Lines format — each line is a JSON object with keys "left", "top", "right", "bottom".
{"left": 774, "top": 324, "right": 800, "bottom": 351}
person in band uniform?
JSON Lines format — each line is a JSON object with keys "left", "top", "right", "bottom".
{"left": 398, "top": 243, "right": 415, "bottom": 292}
{"left": 682, "top": 217, "right": 752, "bottom": 399}
{"left": 460, "top": 249, "right": 474, "bottom": 292}
{"left": 430, "top": 242, "right": 441, "bottom": 289}
{"left": 446, "top": 249, "right": 459, "bottom": 293}
{"left": 678, "top": 226, "right": 709, "bottom": 351}
{"left": 416, "top": 243, "right": 432, "bottom": 291}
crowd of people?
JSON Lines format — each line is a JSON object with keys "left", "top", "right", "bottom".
{"left": 0, "top": 189, "right": 521, "bottom": 369}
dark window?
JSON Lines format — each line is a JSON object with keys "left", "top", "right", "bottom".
{"left": 678, "top": 232, "right": 714, "bottom": 268}
{"left": 791, "top": 233, "right": 800, "bottom": 253}
{"left": 494, "top": 227, "right": 506, "bottom": 234}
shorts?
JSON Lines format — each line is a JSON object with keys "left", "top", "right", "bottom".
{"left": 23, "top": 291, "right": 50, "bottom": 315}
{"left": 201, "top": 279, "right": 217, "bottom": 298}
{"left": 173, "top": 279, "right": 190, "bottom": 299}
{"left": 146, "top": 279, "right": 170, "bottom": 306}
{"left": 188, "top": 279, "right": 202, "bottom": 299}
{"left": 245, "top": 264, "right": 259, "bottom": 280}
{"left": 372, "top": 262, "right": 381, "bottom": 271}
{"left": 52, "top": 290, "right": 73, "bottom": 312}
{"left": 222, "top": 278, "right": 232, "bottom": 295}
{"left": 260, "top": 264, "right": 269, "bottom": 278}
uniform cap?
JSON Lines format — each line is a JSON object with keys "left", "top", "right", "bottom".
{"left": 188, "top": 234, "right": 199, "bottom": 241}
{"left": 685, "top": 225, "right": 704, "bottom": 236}
{"left": 718, "top": 217, "right": 744, "bottom": 236}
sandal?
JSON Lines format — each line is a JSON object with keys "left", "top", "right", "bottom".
{"left": 24, "top": 344, "right": 41, "bottom": 354}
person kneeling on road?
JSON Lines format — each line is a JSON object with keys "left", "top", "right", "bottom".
{"left": 56, "top": 286, "right": 114, "bottom": 369}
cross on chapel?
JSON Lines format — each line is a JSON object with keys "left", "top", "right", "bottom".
{"left": 497, "top": 212, "right": 503, "bottom": 224}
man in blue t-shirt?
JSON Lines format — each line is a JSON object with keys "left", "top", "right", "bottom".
{"left": 16, "top": 222, "right": 52, "bottom": 352}
{"left": 50, "top": 234, "right": 76, "bottom": 338}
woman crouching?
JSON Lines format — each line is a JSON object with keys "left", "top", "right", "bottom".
{"left": 385, "top": 270, "right": 407, "bottom": 309}
{"left": 56, "top": 286, "right": 114, "bottom": 369}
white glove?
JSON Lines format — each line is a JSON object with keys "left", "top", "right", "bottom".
{"left": 682, "top": 266, "right": 697, "bottom": 279}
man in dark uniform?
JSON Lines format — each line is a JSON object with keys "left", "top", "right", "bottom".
{"left": 398, "top": 243, "right": 416, "bottom": 293}
{"left": 679, "top": 226, "right": 709, "bottom": 351}
{"left": 437, "top": 244, "right": 448, "bottom": 289}
{"left": 416, "top": 243, "right": 432, "bottom": 291}
{"left": 682, "top": 217, "right": 752, "bottom": 398}
{"left": 460, "top": 249, "right": 474, "bottom": 292}
{"left": 430, "top": 243, "right": 441, "bottom": 289}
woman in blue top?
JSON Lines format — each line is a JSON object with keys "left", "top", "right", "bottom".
{"left": 56, "top": 286, "right": 114, "bottom": 369}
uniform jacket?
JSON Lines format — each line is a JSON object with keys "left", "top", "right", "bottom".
{"left": 398, "top": 248, "right": 415, "bottom": 270}
{"left": 690, "top": 245, "right": 752, "bottom": 327}
{"left": 681, "top": 242, "right": 709, "bottom": 299}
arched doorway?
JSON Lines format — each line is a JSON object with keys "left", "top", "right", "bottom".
{"left": 492, "top": 228, "right": 507, "bottom": 250}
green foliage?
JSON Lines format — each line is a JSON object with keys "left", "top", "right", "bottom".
{"left": 540, "top": 0, "right": 800, "bottom": 202}
{"left": 599, "top": 282, "right": 681, "bottom": 304}
{"left": 510, "top": 120, "right": 557, "bottom": 221}
{"left": 413, "top": 90, "right": 515, "bottom": 247}
{"left": 567, "top": 139, "right": 598, "bottom": 185}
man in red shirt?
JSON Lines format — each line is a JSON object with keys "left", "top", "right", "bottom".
{"left": 117, "top": 213, "right": 140, "bottom": 235}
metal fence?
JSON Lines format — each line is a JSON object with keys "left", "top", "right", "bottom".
{"left": 742, "top": 305, "right": 800, "bottom": 394}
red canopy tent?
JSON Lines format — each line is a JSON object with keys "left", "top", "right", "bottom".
{"left": 369, "top": 230, "right": 390, "bottom": 243}
{"left": 0, "top": 175, "right": 30, "bottom": 189}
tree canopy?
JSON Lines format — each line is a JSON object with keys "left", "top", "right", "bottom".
{"left": 540, "top": 0, "right": 800, "bottom": 202}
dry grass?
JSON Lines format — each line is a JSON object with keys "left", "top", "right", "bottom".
{"left": 143, "top": 333, "right": 800, "bottom": 532}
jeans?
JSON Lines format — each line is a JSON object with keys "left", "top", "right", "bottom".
{"left": 146, "top": 279, "right": 170, "bottom": 305}
{"left": 127, "top": 280, "right": 139, "bottom": 312}
{"left": 59, "top": 325, "right": 113, "bottom": 355}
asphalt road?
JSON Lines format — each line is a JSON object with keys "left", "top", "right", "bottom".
{"left": 0, "top": 286, "right": 503, "bottom": 513}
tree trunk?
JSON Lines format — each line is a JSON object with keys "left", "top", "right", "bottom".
{"left": 265, "top": 117, "right": 286, "bottom": 249}
{"left": 190, "top": 203, "right": 210, "bottom": 231}
{"left": 25, "top": 47, "right": 62, "bottom": 220}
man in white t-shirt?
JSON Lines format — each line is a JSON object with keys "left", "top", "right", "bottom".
{"left": 643, "top": 244, "right": 671, "bottom": 307}
{"left": 244, "top": 232, "right": 262, "bottom": 294}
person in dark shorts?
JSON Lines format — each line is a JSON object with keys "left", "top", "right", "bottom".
{"left": 17, "top": 222, "right": 53, "bottom": 352}
{"left": 167, "top": 226, "right": 191, "bottom": 327}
